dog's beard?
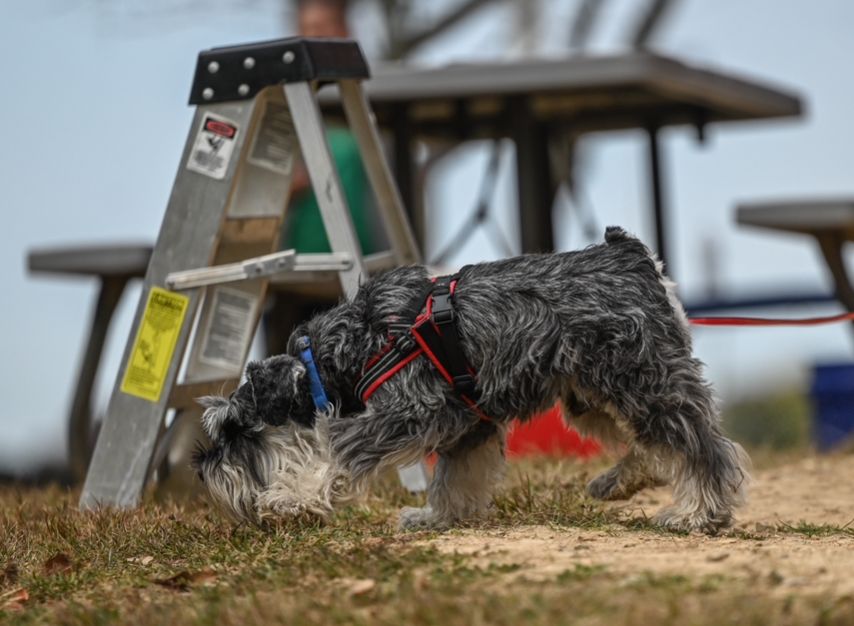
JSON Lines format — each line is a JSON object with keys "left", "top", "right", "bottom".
{"left": 256, "top": 416, "right": 356, "bottom": 521}
{"left": 194, "top": 403, "right": 355, "bottom": 525}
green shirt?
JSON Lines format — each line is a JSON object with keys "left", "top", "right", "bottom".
{"left": 281, "top": 129, "right": 374, "bottom": 254}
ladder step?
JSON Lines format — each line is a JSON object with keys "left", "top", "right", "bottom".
{"left": 165, "top": 251, "right": 353, "bottom": 290}
{"left": 268, "top": 251, "right": 398, "bottom": 286}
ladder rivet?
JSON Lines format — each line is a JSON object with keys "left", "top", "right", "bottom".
{"left": 202, "top": 87, "right": 215, "bottom": 100}
{"left": 282, "top": 50, "right": 295, "bottom": 64}
{"left": 238, "top": 83, "right": 250, "bottom": 96}
{"left": 243, "top": 56, "right": 255, "bottom": 69}
{"left": 207, "top": 61, "right": 219, "bottom": 74}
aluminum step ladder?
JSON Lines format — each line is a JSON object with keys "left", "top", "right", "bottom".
{"left": 80, "top": 37, "right": 428, "bottom": 509}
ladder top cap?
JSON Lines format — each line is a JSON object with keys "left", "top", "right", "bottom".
{"left": 189, "top": 37, "right": 369, "bottom": 105}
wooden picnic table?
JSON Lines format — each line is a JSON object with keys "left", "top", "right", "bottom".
{"left": 321, "top": 52, "right": 803, "bottom": 270}
{"left": 737, "top": 200, "right": 854, "bottom": 314}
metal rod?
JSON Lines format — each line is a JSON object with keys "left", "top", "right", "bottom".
{"left": 647, "top": 126, "right": 669, "bottom": 272}
{"left": 816, "top": 233, "right": 854, "bottom": 337}
{"left": 68, "top": 277, "right": 129, "bottom": 483}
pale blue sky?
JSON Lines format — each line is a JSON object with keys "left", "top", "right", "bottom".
{"left": 3, "top": 0, "right": 854, "bottom": 473}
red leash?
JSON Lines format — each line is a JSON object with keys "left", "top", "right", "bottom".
{"left": 690, "top": 311, "right": 854, "bottom": 327}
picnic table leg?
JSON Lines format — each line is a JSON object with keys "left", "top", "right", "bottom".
{"left": 816, "top": 233, "right": 854, "bottom": 332}
{"left": 147, "top": 406, "right": 207, "bottom": 498}
{"left": 69, "top": 276, "right": 130, "bottom": 483}
{"left": 511, "top": 97, "right": 556, "bottom": 253}
{"left": 392, "top": 105, "right": 420, "bottom": 247}
{"left": 647, "top": 125, "right": 670, "bottom": 273}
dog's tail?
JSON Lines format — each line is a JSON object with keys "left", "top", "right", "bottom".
{"left": 603, "top": 225, "right": 636, "bottom": 245}
{"left": 604, "top": 225, "right": 657, "bottom": 257}
{"left": 603, "top": 226, "right": 651, "bottom": 257}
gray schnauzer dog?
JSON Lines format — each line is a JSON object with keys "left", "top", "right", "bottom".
{"left": 192, "top": 227, "right": 749, "bottom": 533}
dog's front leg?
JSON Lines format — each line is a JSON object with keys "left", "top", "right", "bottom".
{"left": 400, "top": 424, "right": 507, "bottom": 531}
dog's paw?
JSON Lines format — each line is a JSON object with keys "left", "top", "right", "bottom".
{"left": 652, "top": 507, "right": 732, "bottom": 535}
{"left": 587, "top": 467, "right": 660, "bottom": 501}
{"left": 586, "top": 468, "right": 627, "bottom": 501}
{"left": 398, "top": 506, "right": 449, "bottom": 531}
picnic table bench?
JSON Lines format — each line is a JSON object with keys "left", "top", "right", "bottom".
{"left": 27, "top": 243, "right": 357, "bottom": 481}
{"left": 736, "top": 200, "right": 854, "bottom": 315}
{"left": 28, "top": 245, "right": 152, "bottom": 480}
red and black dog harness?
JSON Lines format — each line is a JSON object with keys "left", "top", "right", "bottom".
{"left": 355, "top": 272, "right": 490, "bottom": 421}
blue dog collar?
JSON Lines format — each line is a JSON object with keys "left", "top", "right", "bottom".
{"left": 296, "top": 336, "right": 330, "bottom": 412}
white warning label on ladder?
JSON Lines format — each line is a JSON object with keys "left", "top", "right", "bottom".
{"left": 248, "top": 102, "right": 296, "bottom": 175}
{"left": 186, "top": 114, "right": 239, "bottom": 180}
{"left": 199, "top": 287, "right": 257, "bottom": 371}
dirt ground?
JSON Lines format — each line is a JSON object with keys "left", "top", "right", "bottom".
{"left": 427, "top": 454, "right": 854, "bottom": 598}
{"left": 3, "top": 453, "right": 853, "bottom": 624}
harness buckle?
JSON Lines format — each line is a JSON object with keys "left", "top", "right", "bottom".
{"left": 431, "top": 292, "right": 454, "bottom": 324}
{"left": 452, "top": 373, "right": 477, "bottom": 397}
{"left": 395, "top": 334, "right": 416, "bottom": 354}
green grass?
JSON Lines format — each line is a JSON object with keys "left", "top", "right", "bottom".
{"left": 1, "top": 460, "right": 853, "bottom": 625}
{"left": 722, "top": 391, "right": 811, "bottom": 452}
{"left": 775, "top": 519, "right": 854, "bottom": 538}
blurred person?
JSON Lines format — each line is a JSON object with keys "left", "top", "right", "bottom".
{"left": 266, "top": 0, "right": 377, "bottom": 355}
{"left": 283, "top": 0, "right": 373, "bottom": 256}
{"left": 298, "top": 0, "right": 350, "bottom": 37}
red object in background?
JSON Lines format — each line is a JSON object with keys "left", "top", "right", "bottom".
{"left": 506, "top": 405, "right": 601, "bottom": 458}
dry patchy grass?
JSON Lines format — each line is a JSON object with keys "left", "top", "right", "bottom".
{"left": 2, "top": 458, "right": 853, "bottom": 625}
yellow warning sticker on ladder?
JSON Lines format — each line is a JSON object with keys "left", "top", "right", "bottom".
{"left": 120, "top": 287, "right": 190, "bottom": 402}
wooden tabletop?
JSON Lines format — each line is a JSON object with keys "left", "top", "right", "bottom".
{"left": 321, "top": 52, "right": 803, "bottom": 138}
{"left": 27, "top": 243, "right": 153, "bottom": 278}
{"left": 736, "top": 199, "right": 854, "bottom": 239}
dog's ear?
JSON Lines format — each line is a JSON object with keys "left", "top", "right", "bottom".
{"left": 245, "top": 355, "right": 306, "bottom": 425}
{"left": 197, "top": 394, "right": 238, "bottom": 440}
{"left": 196, "top": 395, "right": 228, "bottom": 410}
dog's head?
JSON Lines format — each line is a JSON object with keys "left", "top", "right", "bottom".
{"left": 192, "top": 354, "right": 318, "bottom": 523}
{"left": 201, "top": 354, "right": 309, "bottom": 440}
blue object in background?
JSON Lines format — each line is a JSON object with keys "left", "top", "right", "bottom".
{"left": 810, "top": 362, "right": 854, "bottom": 450}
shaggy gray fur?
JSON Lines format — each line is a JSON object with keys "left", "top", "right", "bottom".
{"left": 193, "top": 227, "right": 749, "bottom": 533}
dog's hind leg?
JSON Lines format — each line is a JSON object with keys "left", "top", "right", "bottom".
{"left": 621, "top": 367, "right": 750, "bottom": 533}
{"left": 651, "top": 429, "right": 749, "bottom": 534}
{"left": 585, "top": 445, "right": 668, "bottom": 501}
{"left": 561, "top": 391, "right": 626, "bottom": 446}
{"left": 399, "top": 423, "right": 507, "bottom": 530}
{"left": 562, "top": 395, "right": 664, "bottom": 501}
